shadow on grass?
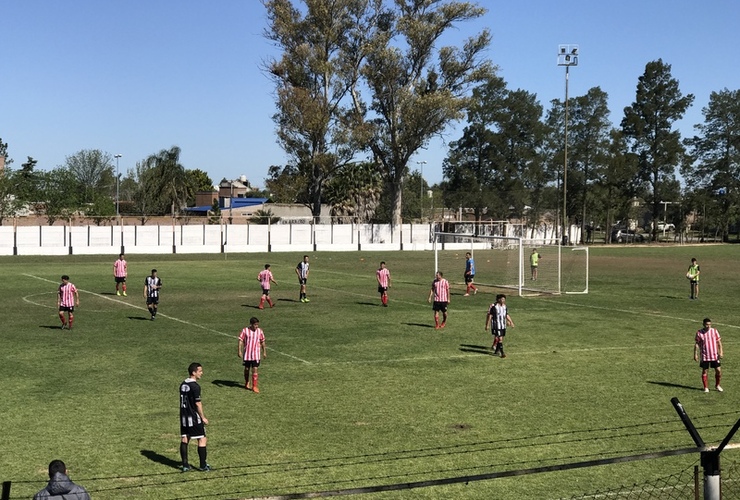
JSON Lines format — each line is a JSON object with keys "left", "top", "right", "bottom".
{"left": 459, "top": 344, "right": 495, "bottom": 356}
{"left": 40, "top": 325, "right": 63, "bottom": 330}
{"left": 648, "top": 381, "right": 703, "bottom": 391}
{"left": 99, "top": 292, "right": 118, "bottom": 296}
{"left": 402, "top": 322, "right": 435, "bottom": 329}
{"left": 356, "top": 301, "right": 380, "bottom": 307}
{"left": 277, "top": 298, "right": 300, "bottom": 303}
{"left": 212, "top": 379, "right": 244, "bottom": 389}
{"left": 140, "top": 450, "right": 181, "bottom": 470}
{"left": 128, "top": 316, "right": 151, "bottom": 321}
{"left": 241, "top": 304, "right": 262, "bottom": 309}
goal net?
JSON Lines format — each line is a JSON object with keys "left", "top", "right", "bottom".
{"left": 432, "top": 233, "right": 588, "bottom": 296}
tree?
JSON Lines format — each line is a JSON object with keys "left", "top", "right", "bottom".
{"left": 684, "top": 88, "right": 740, "bottom": 241}
{"left": 14, "top": 157, "right": 40, "bottom": 203}
{"left": 185, "top": 169, "right": 214, "bottom": 206}
{"left": 325, "top": 161, "right": 384, "bottom": 222}
{"left": 621, "top": 59, "right": 694, "bottom": 241}
{"left": 264, "top": 0, "right": 378, "bottom": 219}
{"left": 264, "top": 164, "right": 306, "bottom": 203}
{"left": 63, "top": 149, "right": 115, "bottom": 203}
{"left": 0, "top": 137, "right": 11, "bottom": 168}
{"left": 595, "top": 130, "right": 640, "bottom": 242}
{"left": 141, "top": 146, "right": 191, "bottom": 216}
{"left": 355, "top": 0, "right": 493, "bottom": 226}
{"left": 36, "top": 168, "right": 79, "bottom": 225}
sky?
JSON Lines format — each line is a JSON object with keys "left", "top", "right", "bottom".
{"left": 3, "top": 1, "right": 739, "bottom": 189}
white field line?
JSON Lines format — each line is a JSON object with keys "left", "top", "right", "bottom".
{"left": 22, "top": 274, "right": 311, "bottom": 364}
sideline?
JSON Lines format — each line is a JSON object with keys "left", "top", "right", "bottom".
{"left": 22, "top": 273, "right": 312, "bottom": 364}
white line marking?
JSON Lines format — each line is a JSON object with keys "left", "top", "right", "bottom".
{"left": 23, "top": 274, "right": 311, "bottom": 364}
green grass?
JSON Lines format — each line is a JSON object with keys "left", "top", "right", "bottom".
{"left": 2, "top": 246, "right": 739, "bottom": 499}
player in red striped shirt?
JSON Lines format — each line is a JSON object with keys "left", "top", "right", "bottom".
{"left": 376, "top": 261, "right": 391, "bottom": 307}
{"left": 113, "top": 253, "right": 128, "bottom": 296}
{"left": 57, "top": 275, "right": 80, "bottom": 330}
{"left": 257, "top": 264, "right": 277, "bottom": 309}
{"left": 238, "top": 317, "right": 266, "bottom": 393}
{"left": 427, "top": 271, "right": 450, "bottom": 329}
{"left": 694, "top": 318, "right": 724, "bottom": 392}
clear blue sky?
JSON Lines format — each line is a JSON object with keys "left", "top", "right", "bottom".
{"left": 3, "top": 1, "right": 738, "bottom": 188}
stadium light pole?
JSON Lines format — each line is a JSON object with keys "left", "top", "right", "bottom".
{"left": 114, "top": 154, "right": 122, "bottom": 218}
{"left": 416, "top": 161, "right": 427, "bottom": 221}
{"left": 558, "top": 44, "right": 578, "bottom": 245}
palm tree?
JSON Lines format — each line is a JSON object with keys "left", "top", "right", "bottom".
{"left": 144, "top": 146, "right": 191, "bottom": 216}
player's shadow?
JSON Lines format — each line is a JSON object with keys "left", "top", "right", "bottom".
{"left": 212, "top": 379, "right": 244, "bottom": 389}
{"left": 459, "top": 344, "right": 495, "bottom": 356}
{"left": 241, "top": 304, "right": 262, "bottom": 309}
{"left": 402, "top": 322, "right": 436, "bottom": 329}
{"left": 128, "top": 316, "right": 151, "bottom": 321}
{"left": 140, "top": 450, "right": 181, "bottom": 470}
{"left": 278, "top": 298, "right": 301, "bottom": 303}
{"left": 99, "top": 292, "right": 118, "bottom": 296}
{"left": 356, "top": 301, "right": 380, "bottom": 307}
{"left": 40, "top": 325, "right": 63, "bottom": 330}
{"left": 648, "top": 381, "right": 704, "bottom": 391}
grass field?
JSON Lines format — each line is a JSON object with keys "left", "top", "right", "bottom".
{"left": 2, "top": 245, "right": 739, "bottom": 499}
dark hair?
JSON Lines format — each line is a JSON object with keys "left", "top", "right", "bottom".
{"left": 264, "top": 264, "right": 270, "bottom": 269}
{"left": 691, "top": 258, "right": 697, "bottom": 263}
{"left": 496, "top": 294, "right": 506, "bottom": 301}
{"left": 703, "top": 317, "right": 711, "bottom": 325}
{"left": 303, "top": 255, "right": 309, "bottom": 259}
{"left": 119, "top": 253, "right": 125, "bottom": 258}
{"left": 250, "top": 317, "right": 259, "bottom": 325}
{"left": 151, "top": 269, "right": 157, "bottom": 274}
{"left": 437, "top": 271, "right": 443, "bottom": 277}
{"left": 380, "top": 261, "right": 385, "bottom": 265}
{"left": 61, "top": 275, "right": 69, "bottom": 281}
{"left": 48, "top": 460, "right": 66, "bottom": 478}
{"left": 188, "top": 362, "right": 202, "bottom": 376}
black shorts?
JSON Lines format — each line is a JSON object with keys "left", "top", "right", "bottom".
{"left": 700, "top": 360, "right": 720, "bottom": 369}
{"left": 492, "top": 328, "right": 506, "bottom": 338}
{"left": 262, "top": 288, "right": 270, "bottom": 296}
{"left": 115, "top": 276, "right": 126, "bottom": 283}
{"left": 181, "top": 420, "right": 206, "bottom": 439}
{"left": 59, "top": 306, "right": 74, "bottom": 313}
{"left": 465, "top": 274, "right": 475, "bottom": 284}
{"left": 146, "top": 297, "right": 159, "bottom": 305}
{"left": 432, "top": 301, "right": 448, "bottom": 312}
{"left": 378, "top": 286, "right": 388, "bottom": 294}
{"left": 298, "top": 278, "right": 307, "bottom": 285}
{"left": 243, "top": 359, "right": 261, "bottom": 368}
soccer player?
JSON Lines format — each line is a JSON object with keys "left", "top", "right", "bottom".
{"left": 427, "top": 271, "right": 450, "bottom": 329}
{"left": 144, "top": 269, "right": 162, "bottom": 320}
{"left": 687, "top": 257, "right": 700, "bottom": 300}
{"left": 485, "top": 294, "right": 515, "bottom": 358}
{"left": 238, "top": 317, "right": 266, "bottom": 393}
{"left": 694, "top": 318, "right": 724, "bottom": 392}
{"left": 376, "top": 261, "right": 391, "bottom": 306}
{"left": 295, "top": 255, "right": 310, "bottom": 302}
{"left": 57, "top": 275, "right": 79, "bottom": 330}
{"left": 530, "top": 248, "right": 541, "bottom": 281}
{"left": 179, "top": 362, "right": 210, "bottom": 472}
{"left": 113, "top": 253, "right": 128, "bottom": 296}
{"left": 257, "top": 264, "right": 277, "bottom": 309}
{"left": 464, "top": 252, "right": 478, "bottom": 296}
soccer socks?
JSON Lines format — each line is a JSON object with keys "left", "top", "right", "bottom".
{"left": 180, "top": 442, "right": 189, "bottom": 467}
{"left": 716, "top": 372, "right": 722, "bottom": 388}
{"left": 702, "top": 372, "right": 708, "bottom": 389}
{"left": 267, "top": 298, "right": 274, "bottom": 308}
{"left": 259, "top": 298, "right": 265, "bottom": 309}
{"left": 252, "top": 373, "right": 259, "bottom": 393}
{"left": 197, "top": 446, "right": 207, "bottom": 469}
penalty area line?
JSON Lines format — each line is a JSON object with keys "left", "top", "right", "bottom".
{"left": 23, "top": 274, "right": 311, "bottom": 364}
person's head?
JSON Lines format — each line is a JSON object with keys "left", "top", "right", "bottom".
{"left": 532, "top": 248, "right": 537, "bottom": 253}
{"left": 119, "top": 253, "right": 125, "bottom": 259}
{"left": 264, "top": 264, "right": 270, "bottom": 270}
{"left": 436, "top": 271, "right": 443, "bottom": 279}
{"left": 48, "top": 460, "right": 66, "bottom": 478}
{"left": 497, "top": 294, "right": 507, "bottom": 304}
{"left": 151, "top": 269, "right": 158, "bottom": 276}
{"left": 61, "top": 275, "right": 69, "bottom": 283}
{"left": 380, "top": 261, "right": 386, "bottom": 268}
{"left": 303, "top": 255, "right": 309, "bottom": 262}
{"left": 703, "top": 318, "right": 712, "bottom": 329}
{"left": 691, "top": 258, "right": 697, "bottom": 264}
{"left": 465, "top": 252, "right": 471, "bottom": 258}
{"left": 250, "top": 316, "right": 260, "bottom": 329}
{"left": 188, "top": 362, "right": 203, "bottom": 379}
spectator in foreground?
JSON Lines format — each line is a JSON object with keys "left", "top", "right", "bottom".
{"left": 34, "top": 459, "right": 90, "bottom": 500}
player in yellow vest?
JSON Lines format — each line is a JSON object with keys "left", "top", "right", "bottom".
{"left": 530, "top": 249, "right": 541, "bottom": 281}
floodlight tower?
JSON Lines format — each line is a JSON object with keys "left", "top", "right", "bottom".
{"left": 557, "top": 44, "right": 578, "bottom": 245}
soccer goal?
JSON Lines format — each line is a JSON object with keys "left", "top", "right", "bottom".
{"left": 432, "top": 232, "right": 588, "bottom": 296}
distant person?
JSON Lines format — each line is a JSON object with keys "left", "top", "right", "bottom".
{"left": 114, "top": 253, "right": 128, "bottom": 296}
{"left": 238, "top": 317, "right": 266, "bottom": 393}
{"left": 427, "top": 271, "right": 450, "bottom": 329}
{"left": 180, "top": 362, "right": 210, "bottom": 472}
{"left": 144, "top": 269, "right": 162, "bottom": 320}
{"left": 376, "top": 261, "right": 392, "bottom": 306}
{"left": 530, "top": 249, "right": 541, "bottom": 281}
{"left": 485, "top": 294, "right": 515, "bottom": 358}
{"left": 34, "top": 459, "right": 90, "bottom": 500}
{"left": 257, "top": 264, "right": 277, "bottom": 309}
{"left": 295, "top": 255, "right": 310, "bottom": 302}
{"left": 57, "top": 275, "right": 79, "bottom": 330}
{"left": 687, "top": 257, "right": 700, "bottom": 300}
{"left": 463, "top": 252, "right": 478, "bottom": 296}
{"left": 694, "top": 318, "right": 723, "bottom": 393}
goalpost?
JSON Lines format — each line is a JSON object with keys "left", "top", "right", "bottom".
{"left": 432, "top": 232, "right": 588, "bottom": 296}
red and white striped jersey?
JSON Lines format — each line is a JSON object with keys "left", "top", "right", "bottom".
{"left": 376, "top": 268, "right": 390, "bottom": 288}
{"left": 431, "top": 278, "right": 450, "bottom": 302}
{"left": 240, "top": 327, "right": 265, "bottom": 361}
{"left": 58, "top": 282, "right": 77, "bottom": 307}
{"left": 695, "top": 327, "right": 721, "bottom": 362}
{"left": 258, "top": 270, "right": 273, "bottom": 289}
{"left": 113, "top": 258, "right": 127, "bottom": 278}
